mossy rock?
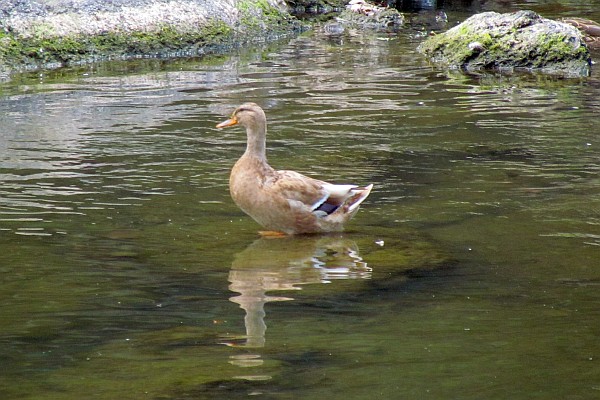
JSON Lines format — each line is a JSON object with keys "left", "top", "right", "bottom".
{"left": 336, "top": 7, "right": 405, "bottom": 31}
{"left": 418, "top": 10, "right": 592, "bottom": 77}
{"left": 287, "top": 0, "right": 347, "bottom": 10}
{"left": 0, "top": 0, "right": 301, "bottom": 76}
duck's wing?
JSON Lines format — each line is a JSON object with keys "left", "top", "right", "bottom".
{"left": 265, "top": 170, "right": 329, "bottom": 212}
{"left": 267, "top": 170, "right": 371, "bottom": 217}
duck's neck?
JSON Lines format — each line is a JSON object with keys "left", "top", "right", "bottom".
{"left": 244, "top": 121, "right": 267, "bottom": 160}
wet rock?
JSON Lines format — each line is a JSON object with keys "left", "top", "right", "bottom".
{"left": 335, "top": 0, "right": 404, "bottom": 31}
{"left": 287, "top": 0, "right": 347, "bottom": 12}
{"left": 322, "top": 20, "right": 346, "bottom": 35}
{"left": 417, "top": 10, "right": 592, "bottom": 77}
{"left": 0, "top": 0, "right": 301, "bottom": 77}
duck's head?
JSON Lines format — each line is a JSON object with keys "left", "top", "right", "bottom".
{"left": 216, "top": 103, "right": 266, "bottom": 129}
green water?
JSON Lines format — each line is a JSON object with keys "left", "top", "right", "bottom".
{"left": 1, "top": 4, "right": 600, "bottom": 400}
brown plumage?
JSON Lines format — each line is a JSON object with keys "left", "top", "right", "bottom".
{"left": 216, "top": 103, "right": 373, "bottom": 235}
{"left": 561, "top": 17, "right": 600, "bottom": 49}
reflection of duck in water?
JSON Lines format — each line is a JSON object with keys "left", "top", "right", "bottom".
{"left": 216, "top": 103, "right": 372, "bottom": 235}
{"left": 226, "top": 235, "right": 371, "bottom": 349}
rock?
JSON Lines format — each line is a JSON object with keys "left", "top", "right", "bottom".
{"left": 322, "top": 20, "right": 346, "bottom": 36}
{"left": 417, "top": 10, "right": 592, "bottom": 77}
{"left": 287, "top": 0, "right": 347, "bottom": 13}
{"left": 336, "top": 0, "right": 404, "bottom": 31}
{"left": 0, "top": 0, "right": 302, "bottom": 77}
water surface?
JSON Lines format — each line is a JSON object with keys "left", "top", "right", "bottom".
{"left": 1, "top": 3, "right": 600, "bottom": 399}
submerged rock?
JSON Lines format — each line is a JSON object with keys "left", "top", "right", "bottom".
{"left": 417, "top": 10, "right": 592, "bottom": 77}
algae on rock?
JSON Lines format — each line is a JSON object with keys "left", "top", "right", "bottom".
{"left": 417, "top": 10, "right": 592, "bottom": 77}
{"left": 0, "top": 0, "right": 300, "bottom": 75}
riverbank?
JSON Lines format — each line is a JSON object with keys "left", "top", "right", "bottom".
{"left": 0, "top": 0, "right": 306, "bottom": 78}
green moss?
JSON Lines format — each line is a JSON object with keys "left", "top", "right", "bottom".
{"left": 239, "top": 0, "right": 289, "bottom": 32}
{"left": 0, "top": 18, "right": 234, "bottom": 68}
{"left": 93, "top": 20, "right": 233, "bottom": 54}
{"left": 419, "top": 25, "right": 492, "bottom": 66}
{"left": 418, "top": 12, "right": 591, "bottom": 76}
{"left": 536, "top": 32, "right": 588, "bottom": 59}
{"left": 0, "top": 1, "right": 302, "bottom": 74}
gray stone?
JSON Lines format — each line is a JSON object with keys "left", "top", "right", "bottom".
{"left": 417, "top": 10, "right": 592, "bottom": 77}
{"left": 0, "top": 0, "right": 300, "bottom": 77}
{"left": 336, "top": 1, "right": 404, "bottom": 31}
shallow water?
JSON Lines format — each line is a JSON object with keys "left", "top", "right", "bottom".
{"left": 1, "top": 3, "right": 600, "bottom": 399}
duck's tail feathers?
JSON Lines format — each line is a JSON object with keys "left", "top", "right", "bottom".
{"left": 346, "top": 184, "right": 373, "bottom": 213}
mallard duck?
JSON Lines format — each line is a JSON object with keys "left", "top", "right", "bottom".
{"left": 216, "top": 103, "right": 373, "bottom": 235}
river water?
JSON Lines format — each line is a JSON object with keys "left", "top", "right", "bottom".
{"left": 1, "top": 2, "right": 599, "bottom": 399}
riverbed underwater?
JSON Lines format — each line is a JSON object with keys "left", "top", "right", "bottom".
{"left": 1, "top": 2, "right": 599, "bottom": 399}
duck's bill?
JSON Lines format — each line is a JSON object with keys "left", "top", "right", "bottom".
{"left": 216, "top": 118, "right": 238, "bottom": 128}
